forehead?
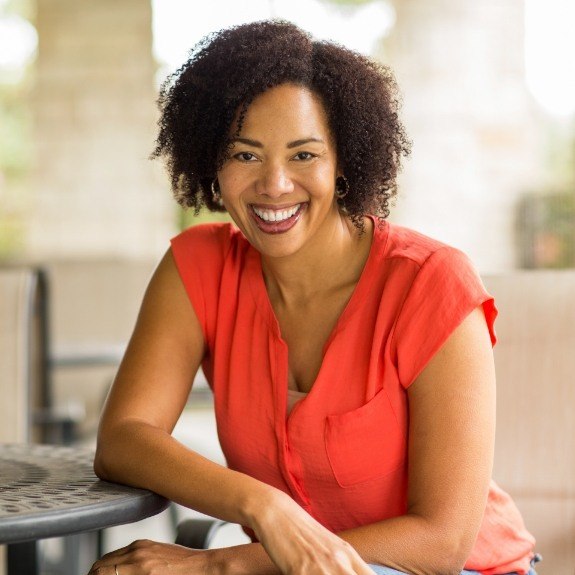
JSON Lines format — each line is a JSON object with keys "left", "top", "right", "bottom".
{"left": 235, "top": 83, "right": 333, "bottom": 140}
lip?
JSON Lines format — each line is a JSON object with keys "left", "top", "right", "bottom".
{"left": 249, "top": 202, "right": 307, "bottom": 234}
{"left": 250, "top": 202, "right": 303, "bottom": 212}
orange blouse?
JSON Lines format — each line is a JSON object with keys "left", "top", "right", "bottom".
{"left": 171, "top": 219, "right": 535, "bottom": 574}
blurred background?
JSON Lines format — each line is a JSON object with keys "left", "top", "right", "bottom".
{"left": 0, "top": 0, "right": 574, "bottom": 572}
{"left": 2, "top": 0, "right": 574, "bottom": 426}
{"left": 1, "top": 0, "right": 574, "bottom": 269}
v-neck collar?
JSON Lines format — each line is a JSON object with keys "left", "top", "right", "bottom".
{"left": 248, "top": 216, "right": 387, "bottom": 333}
{"left": 246, "top": 216, "right": 389, "bottom": 388}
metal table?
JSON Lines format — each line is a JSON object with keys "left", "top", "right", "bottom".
{"left": 0, "top": 443, "right": 169, "bottom": 575}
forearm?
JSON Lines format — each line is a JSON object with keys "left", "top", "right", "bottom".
{"left": 94, "top": 424, "right": 474, "bottom": 575}
{"left": 205, "top": 544, "right": 279, "bottom": 575}
{"left": 338, "top": 513, "right": 471, "bottom": 575}
{"left": 205, "top": 513, "right": 468, "bottom": 575}
{"left": 94, "top": 419, "right": 280, "bottom": 527}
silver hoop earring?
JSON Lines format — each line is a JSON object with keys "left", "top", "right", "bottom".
{"left": 211, "top": 178, "right": 224, "bottom": 207}
{"left": 335, "top": 175, "right": 349, "bottom": 200}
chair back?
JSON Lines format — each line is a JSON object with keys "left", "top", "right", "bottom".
{"left": 483, "top": 271, "right": 575, "bottom": 575}
{"left": 0, "top": 267, "right": 49, "bottom": 443}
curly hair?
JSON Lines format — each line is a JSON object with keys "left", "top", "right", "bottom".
{"left": 151, "top": 20, "right": 411, "bottom": 222}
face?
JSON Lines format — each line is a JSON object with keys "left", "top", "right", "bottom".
{"left": 217, "top": 83, "right": 342, "bottom": 260}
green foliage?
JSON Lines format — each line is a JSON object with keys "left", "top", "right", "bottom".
{"left": 0, "top": 0, "right": 35, "bottom": 259}
{"left": 0, "top": 76, "right": 32, "bottom": 260}
{"left": 1, "top": 0, "right": 35, "bottom": 20}
{"left": 0, "top": 216, "right": 25, "bottom": 258}
{"left": 0, "top": 82, "right": 32, "bottom": 178}
{"left": 517, "top": 190, "right": 575, "bottom": 269}
{"left": 516, "top": 116, "right": 575, "bottom": 269}
{"left": 177, "top": 207, "right": 232, "bottom": 231}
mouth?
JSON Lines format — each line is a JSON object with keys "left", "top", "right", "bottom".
{"left": 249, "top": 203, "right": 306, "bottom": 234}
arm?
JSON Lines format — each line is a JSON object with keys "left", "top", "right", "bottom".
{"left": 336, "top": 304, "right": 496, "bottom": 574}
{"left": 91, "top": 249, "right": 373, "bottom": 575}
{"left": 202, "top": 305, "right": 496, "bottom": 575}
{"left": 94, "top": 249, "right": 285, "bottom": 525}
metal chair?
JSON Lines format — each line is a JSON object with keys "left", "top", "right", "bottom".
{"left": 176, "top": 518, "right": 227, "bottom": 549}
{"left": 0, "top": 266, "right": 79, "bottom": 445}
{"left": 0, "top": 266, "right": 90, "bottom": 575}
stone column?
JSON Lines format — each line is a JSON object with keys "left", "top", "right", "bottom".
{"left": 384, "top": 0, "right": 542, "bottom": 271}
{"left": 29, "top": 0, "right": 174, "bottom": 260}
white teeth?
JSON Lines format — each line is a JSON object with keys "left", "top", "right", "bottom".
{"left": 253, "top": 204, "right": 300, "bottom": 222}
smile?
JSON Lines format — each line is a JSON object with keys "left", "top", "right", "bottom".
{"left": 252, "top": 204, "right": 302, "bottom": 222}
{"left": 249, "top": 203, "right": 306, "bottom": 234}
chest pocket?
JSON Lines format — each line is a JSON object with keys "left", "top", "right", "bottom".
{"left": 324, "top": 388, "right": 406, "bottom": 487}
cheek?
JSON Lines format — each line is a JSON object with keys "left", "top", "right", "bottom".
{"left": 310, "top": 165, "right": 337, "bottom": 191}
{"left": 217, "top": 170, "right": 244, "bottom": 198}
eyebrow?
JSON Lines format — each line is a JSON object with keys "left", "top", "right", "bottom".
{"left": 287, "top": 138, "right": 325, "bottom": 149}
{"left": 229, "top": 137, "right": 325, "bottom": 149}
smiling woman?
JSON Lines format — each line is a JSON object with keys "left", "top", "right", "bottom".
{"left": 89, "top": 20, "right": 537, "bottom": 575}
{"left": 216, "top": 85, "right": 342, "bottom": 259}
{"left": 150, "top": 20, "right": 410, "bottom": 225}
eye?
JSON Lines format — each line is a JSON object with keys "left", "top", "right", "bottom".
{"left": 292, "top": 151, "right": 316, "bottom": 161}
{"left": 233, "top": 152, "right": 258, "bottom": 162}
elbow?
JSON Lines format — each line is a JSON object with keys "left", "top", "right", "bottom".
{"left": 93, "top": 443, "right": 114, "bottom": 482}
{"left": 429, "top": 529, "right": 474, "bottom": 575}
{"left": 405, "top": 518, "right": 474, "bottom": 575}
{"left": 92, "top": 418, "right": 155, "bottom": 484}
{"left": 93, "top": 425, "right": 129, "bottom": 482}
{"left": 433, "top": 554, "right": 468, "bottom": 575}
{"left": 92, "top": 418, "right": 137, "bottom": 482}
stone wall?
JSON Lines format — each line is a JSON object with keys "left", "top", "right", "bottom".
{"left": 385, "top": 0, "right": 543, "bottom": 272}
{"left": 28, "top": 0, "right": 174, "bottom": 260}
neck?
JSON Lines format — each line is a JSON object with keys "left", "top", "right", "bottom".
{"left": 261, "top": 215, "right": 373, "bottom": 307}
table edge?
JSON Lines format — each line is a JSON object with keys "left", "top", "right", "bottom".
{"left": 0, "top": 491, "right": 169, "bottom": 544}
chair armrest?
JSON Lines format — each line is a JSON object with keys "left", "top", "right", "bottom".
{"left": 176, "top": 518, "right": 226, "bottom": 549}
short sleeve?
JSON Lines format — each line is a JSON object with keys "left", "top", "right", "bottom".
{"left": 170, "top": 223, "right": 234, "bottom": 349}
{"left": 392, "top": 247, "right": 497, "bottom": 389}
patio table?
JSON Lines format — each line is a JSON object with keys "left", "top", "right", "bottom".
{"left": 0, "top": 443, "right": 169, "bottom": 575}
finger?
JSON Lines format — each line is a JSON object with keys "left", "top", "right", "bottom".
{"left": 87, "top": 562, "right": 123, "bottom": 575}
{"left": 93, "top": 544, "right": 131, "bottom": 564}
{"left": 88, "top": 553, "right": 133, "bottom": 575}
{"left": 89, "top": 538, "right": 153, "bottom": 573}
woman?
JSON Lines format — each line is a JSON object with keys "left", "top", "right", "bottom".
{"left": 89, "top": 21, "right": 537, "bottom": 575}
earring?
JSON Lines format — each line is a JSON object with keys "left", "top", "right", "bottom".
{"left": 211, "top": 178, "right": 224, "bottom": 207}
{"left": 335, "top": 175, "right": 349, "bottom": 200}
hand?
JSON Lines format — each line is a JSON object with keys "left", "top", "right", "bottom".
{"left": 251, "top": 492, "right": 374, "bottom": 575}
{"left": 87, "top": 539, "right": 217, "bottom": 575}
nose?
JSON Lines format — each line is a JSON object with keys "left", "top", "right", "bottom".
{"left": 256, "top": 163, "right": 294, "bottom": 198}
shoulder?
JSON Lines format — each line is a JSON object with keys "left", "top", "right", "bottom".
{"left": 171, "top": 222, "right": 242, "bottom": 253}
{"left": 168, "top": 222, "right": 249, "bottom": 346}
{"left": 169, "top": 222, "right": 249, "bottom": 296}
{"left": 382, "top": 221, "right": 460, "bottom": 268}
{"left": 170, "top": 222, "right": 252, "bottom": 267}
{"left": 383, "top": 224, "right": 497, "bottom": 386}
{"left": 371, "top": 221, "right": 476, "bottom": 288}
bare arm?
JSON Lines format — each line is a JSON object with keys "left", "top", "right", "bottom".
{"left": 204, "top": 305, "right": 497, "bottom": 575}
{"left": 336, "top": 305, "right": 496, "bottom": 574}
{"left": 92, "top": 253, "right": 493, "bottom": 574}
{"left": 92, "top": 249, "right": 374, "bottom": 575}
{"left": 94, "top": 249, "right": 282, "bottom": 525}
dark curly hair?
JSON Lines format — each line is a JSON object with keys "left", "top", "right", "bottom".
{"left": 151, "top": 20, "right": 411, "bottom": 222}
